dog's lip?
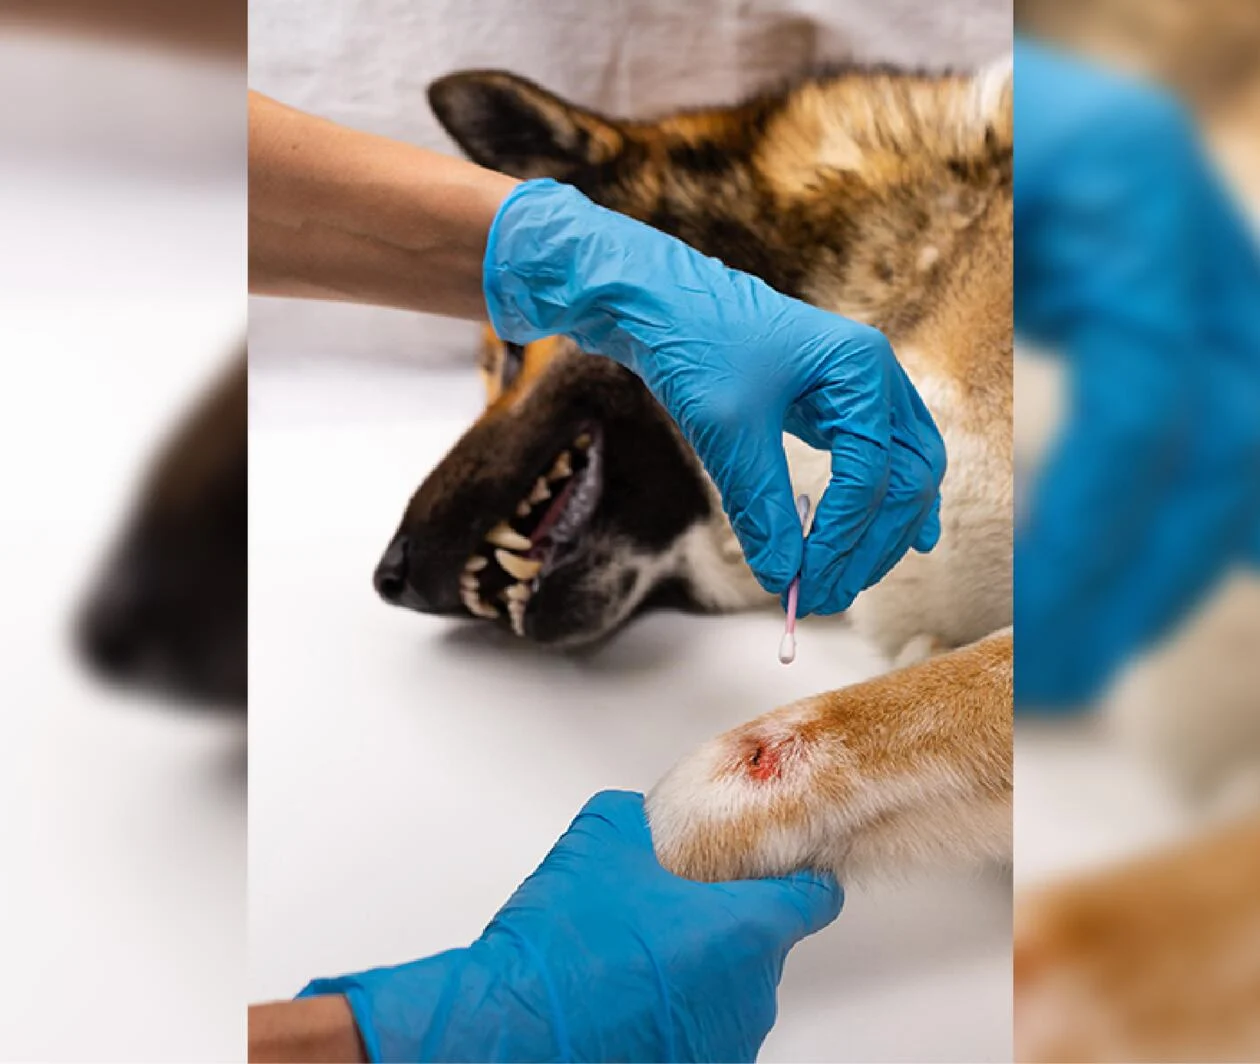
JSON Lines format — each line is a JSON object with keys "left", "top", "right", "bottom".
{"left": 458, "top": 422, "right": 603, "bottom": 634}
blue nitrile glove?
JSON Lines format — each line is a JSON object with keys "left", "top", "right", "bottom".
{"left": 1014, "top": 40, "right": 1260, "bottom": 707}
{"left": 298, "top": 791, "right": 841, "bottom": 1063}
{"left": 482, "top": 179, "right": 946, "bottom": 616}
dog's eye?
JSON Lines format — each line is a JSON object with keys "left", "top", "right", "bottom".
{"left": 501, "top": 342, "right": 525, "bottom": 389}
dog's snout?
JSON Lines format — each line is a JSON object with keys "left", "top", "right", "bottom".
{"left": 78, "top": 595, "right": 140, "bottom": 677}
{"left": 374, "top": 534, "right": 412, "bottom": 604}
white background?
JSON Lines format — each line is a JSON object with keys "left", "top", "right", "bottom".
{"left": 0, "top": 33, "right": 246, "bottom": 1061}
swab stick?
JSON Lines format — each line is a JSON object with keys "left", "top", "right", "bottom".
{"left": 778, "top": 493, "right": 812, "bottom": 665}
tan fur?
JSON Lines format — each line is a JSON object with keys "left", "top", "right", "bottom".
{"left": 647, "top": 630, "right": 1012, "bottom": 883}
{"left": 1016, "top": 814, "right": 1260, "bottom": 1062}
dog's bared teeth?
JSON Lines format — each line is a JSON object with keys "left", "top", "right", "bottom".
{"left": 529, "top": 478, "right": 551, "bottom": 504}
{"left": 460, "top": 573, "right": 480, "bottom": 593}
{"left": 495, "top": 550, "right": 542, "bottom": 582}
{"left": 507, "top": 598, "right": 526, "bottom": 637}
{"left": 574, "top": 432, "right": 592, "bottom": 450}
{"left": 515, "top": 500, "right": 532, "bottom": 518}
{"left": 503, "top": 582, "right": 531, "bottom": 603}
{"left": 461, "top": 586, "right": 499, "bottom": 619}
{"left": 549, "top": 450, "right": 573, "bottom": 480}
{"left": 485, "top": 521, "right": 531, "bottom": 552}
{"left": 464, "top": 555, "right": 488, "bottom": 573}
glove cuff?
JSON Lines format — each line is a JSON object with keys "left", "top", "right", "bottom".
{"left": 481, "top": 178, "right": 665, "bottom": 374}
{"left": 297, "top": 937, "right": 569, "bottom": 1063}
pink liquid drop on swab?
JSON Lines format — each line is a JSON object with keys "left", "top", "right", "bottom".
{"left": 778, "top": 493, "right": 812, "bottom": 665}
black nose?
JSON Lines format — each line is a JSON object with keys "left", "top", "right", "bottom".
{"left": 78, "top": 604, "right": 141, "bottom": 677}
{"left": 374, "top": 534, "right": 411, "bottom": 603}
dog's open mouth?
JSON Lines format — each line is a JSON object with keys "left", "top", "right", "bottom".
{"left": 459, "top": 423, "right": 602, "bottom": 635}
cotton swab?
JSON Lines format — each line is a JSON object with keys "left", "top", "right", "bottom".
{"left": 778, "top": 493, "right": 812, "bottom": 665}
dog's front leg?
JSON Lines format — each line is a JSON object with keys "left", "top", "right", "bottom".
{"left": 647, "top": 630, "right": 1013, "bottom": 883}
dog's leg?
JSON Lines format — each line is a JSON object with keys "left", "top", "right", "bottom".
{"left": 647, "top": 630, "right": 1013, "bottom": 883}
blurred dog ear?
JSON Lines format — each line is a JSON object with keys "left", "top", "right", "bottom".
{"left": 428, "top": 70, "right": 625, "bottom": 179}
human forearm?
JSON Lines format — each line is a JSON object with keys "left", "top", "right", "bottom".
{"left": 248, "top": 91, "right": 518, "bottom": 318}
{"left": 248, "top": 995, "right": 366, "bottom": 1063}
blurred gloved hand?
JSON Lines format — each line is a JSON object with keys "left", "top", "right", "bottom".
{"left": 1015, "top": 40, "right": 1260, "bottom": 706}
{"left": 299, "top": 791, "right": 840, "bottom": 1062}
{"left": 483, "top": 179, "right": 945, "bottom": 616}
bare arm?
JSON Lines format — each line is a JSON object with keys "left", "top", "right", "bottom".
{"left": 248, "top": 91, "right": 519, "bottom": 319}
{"left": 248, "top": 996, "right": 367, "bottom": 1064}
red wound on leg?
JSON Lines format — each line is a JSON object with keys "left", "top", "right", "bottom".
{"left": 746, "top": 739, "right": 782, "bottom": 781}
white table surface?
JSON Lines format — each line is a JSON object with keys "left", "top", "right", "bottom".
{"left": 248, "top": 358, "right": 1013, "bottom": 1063}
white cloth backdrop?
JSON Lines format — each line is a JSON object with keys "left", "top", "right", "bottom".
{"left": 248, "top": 0, "right": 1011, "bottom": 369}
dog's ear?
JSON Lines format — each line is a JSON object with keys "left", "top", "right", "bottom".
{"left": 428, "top": 70, "right": 625, "bottom": 179}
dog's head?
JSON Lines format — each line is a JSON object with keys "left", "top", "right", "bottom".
{"left": 376, "top": 63, "right": 1011, "bottom": 646}
{"left": 77, "top": 356, "right": 247, "bottom": 705}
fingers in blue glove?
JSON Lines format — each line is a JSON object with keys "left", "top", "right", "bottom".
{"left": 799, "top": 434, "right": 941, "bottom": 614}
{"left": 574, "top": 791, "right": 842, "bottom": 943}
{"left": 707, "top": 429, "right": 805, "bottom": 595}
{"left": 793, "top": 433, "right": 890, "bottom": 615}
{"left": 913, "top": 495, "right": 942, "bottom": 553}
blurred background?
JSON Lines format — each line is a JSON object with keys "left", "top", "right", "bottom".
{"left": 1013, "top": 2, "right": 1260, "bottom": 1060}
{"left": 6, "top": 0, "right": 1259, "bottom": 1059}
{"left": 0, "top": 1, "right": 244, "bottom": 1059}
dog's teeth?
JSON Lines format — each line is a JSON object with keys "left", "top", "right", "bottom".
{"left": 549, "top": 450, "right": 573, "bottom": 480}
{"left": 515, "top": 500, "right": 532, "bottom": 518}
{"left": 507, "top": 598, "right": 526, "bottom": 637}
{"left": 501, "top": 577, "right": 531, "bottom": 602}
{"left": 464, "top": 555, "right": 488, "bottom": 573}
{"left": 460, "top": 573, "right": 480, "bottom": 593}
{"left": 495, "top": 550, "right": 542, "bottom": 582}
{"left": 485, "top": 521, "right": 531, "bottom": 552}
{"left": 461, "top": 587, "right": 499, "bottom": 619}
{"left": 575, "top": 432, "right": 592, "bottom": 450}
{"left": 529, "top": 478, "right": 551, "bottom": 504}
{"left": 503, "top": 581, "right": 532, "bottom": 603}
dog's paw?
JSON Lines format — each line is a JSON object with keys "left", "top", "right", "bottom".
{"left": 646, "top": 700, "right": 839, "bottom": 883}
{"left": 647, "top": 633, "right": 1014, "bottom": 884}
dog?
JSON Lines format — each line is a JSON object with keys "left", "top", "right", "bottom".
{"left": 77, "top": 353, "right": 247, "bottom": 706}
{"left": 376, "top": 60, "right": 1014, "bottom": 881}
{"left": 1015, "top": 812, "right": 1260, "bottom": 1062}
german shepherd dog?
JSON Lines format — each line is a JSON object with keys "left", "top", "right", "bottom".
{"left": 77, "top": 355, "right": 247, "bottom": 707}
{"left": 377, "top": 61, "right": 1014, "bottom": 883}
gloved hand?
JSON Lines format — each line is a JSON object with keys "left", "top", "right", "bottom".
{"left": 483, "top": 179, "right": 945, "bottom": 616}
{"left": 1014, "top": 40, "right": 1260, "bottom": 706}
{"left": 298, "top": 791, "right": 841, "bottom": 1063}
